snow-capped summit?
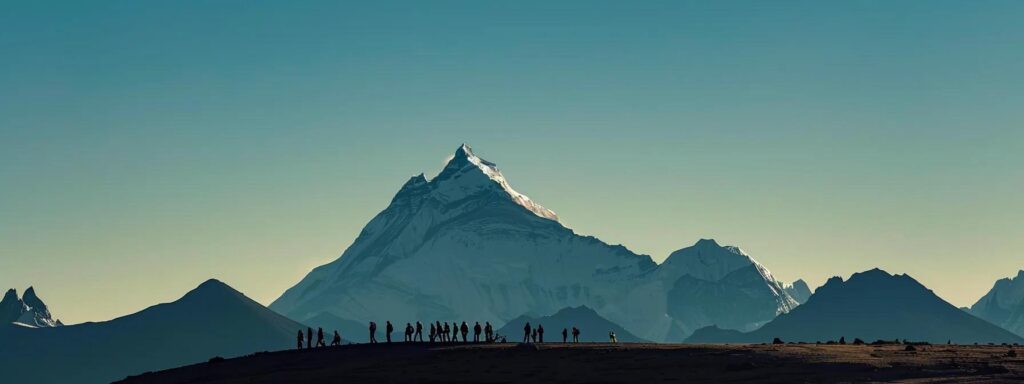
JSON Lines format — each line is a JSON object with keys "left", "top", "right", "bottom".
{"left": 432, "top": 144, "right": 559, "bottom": 222}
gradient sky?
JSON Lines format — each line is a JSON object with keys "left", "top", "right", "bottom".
{"left": 2, "top": 1, "right": 1022, "bottom": 324}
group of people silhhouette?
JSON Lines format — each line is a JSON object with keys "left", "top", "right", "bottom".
{"left": 298, "top": 320, "right": 591, "bottom": 350}
{"left": 297, "top": 327, "right": 342, "bottom": 349}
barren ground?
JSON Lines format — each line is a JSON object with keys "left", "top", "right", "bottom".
{"left": 116, "top": 342, "right": 1024, "bottom": 383}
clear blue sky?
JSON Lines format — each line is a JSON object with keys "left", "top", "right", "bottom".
{"left": 2, "top": 1, "right": 1022, "bottom": 323}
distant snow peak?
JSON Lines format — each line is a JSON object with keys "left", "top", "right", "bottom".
{"left": 1, "top": 286, "right": 62, "bottom": 327}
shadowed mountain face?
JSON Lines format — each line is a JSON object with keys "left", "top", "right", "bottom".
{"left": 271, "top": 145, "right": 800, "bottom": 342}
{"left": 784, "top": 280, "right": 813, "bottom": 304}
{"left": 496, "top": 306, "right": 646, "bottom": 343}
{"left": 0, "top": 279, "right": 304, "bottom": 384}
{"left": 658, "top": 239, "right": 801, "bottom": 339}
{"left": 970, "top": 270, "right": 1024, "bottom": 337}
{"left": 0, "top": 286, "right": 62, "bottom": 327}
{"left": 687, "top": 269, "right": 1024, "bottom": 344}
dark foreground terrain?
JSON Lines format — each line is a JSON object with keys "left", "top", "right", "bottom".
{"left": 117, "top": 342, "right": 1024, "bottom": 383}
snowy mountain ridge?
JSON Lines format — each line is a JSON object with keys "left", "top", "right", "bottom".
{"left": 271, "top": 144, "right": 802, "bottom": 341}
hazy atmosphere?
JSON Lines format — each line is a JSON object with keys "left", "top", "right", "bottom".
{"left": 2, "top": 1, "right": 1023, "bottom": 324}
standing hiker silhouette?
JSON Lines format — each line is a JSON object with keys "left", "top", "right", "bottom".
{"left": 415, "top": 321, "right": 424, "bottom": 342}
{"left": 369, "top": 321, "right": 378, "bottom": 343}
{"left": 572, "top": 326, "right": 580, "bottom": 343}
{"left": 404, "top": 323, "right": 413, "bottom": 342}
{"left": 485, "top": 321, "right": 493, "bottom": 342}
{"left": 307, "top": 327, "right": 313, "bottom": 349}
{"left": 297, "top": 330, "right": 304, "bottom": 349}
{"left": 531, "top": 328, "right": 537, "bottom": 342}
{"left": 443, "top": 322, "right": 451, "bottom": 342}
{"left": 386, "top": 321, "right": 394, "bottom": 343}
{"left": 537, "top": 324, "right": 544, "bottom": 343}
{"left": 473, "top": 322, "right": 482, "bottom": 342}
{"left": 429, "top": 323, "right": 436, "bottom": 342}
{"left": 460, "top": 321, "right": 469, "bottom": 342}
{"left": 316, "top": 327, "right": 326, "bottom": 347}
{"left": 332, "top": 330, "right": 342, "bottom": 346}
{"left": 523, "top": 322, "right": 532, "bottom": 343}
{"left": 562, "top": 328, "right": 568, "bottom": 343}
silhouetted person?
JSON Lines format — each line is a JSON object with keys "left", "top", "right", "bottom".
{"left": 332, "top": 330, "right": 342, "bottom": 346}
{"left": 405, "top": 323, "right": 413, "bottom": 342}
{"left": 307, "top": 327, "right": 313, "bottom": 349}
{"left": 460, "top": 321, "right": 469, "bottom": 342}
{"left": 485, "top": 321, "right": 493, "bottom": 342}
{"left": 317, "top": 327, "right": 326, "bottom": 347}
{"left": 443, "top": 322, "right": 451, "bottom": 342}
{"left": 453, "top": 321, "right": 460, "bottom": 342}
{"left": 572, "top": 326, "right": 580, "bottom": 343}
{"left": 436, "top": 321, "right": 443, "bottom": 341}
{"left": 531, "top": 328, "right": 537, "bottom": 342}
{"left": 386, "top": 321, "right": 394, "bottom": 343}
{"left": 429, "top": 323, "right": 436, "bottom": 342}
{"left": 537, "top": 324, "right": 544, "bottom": 343}
{"left": 473, "top": 322, "right": 482, "bottom": 342}
{"left": 297, "top": 330, "right": 304, "bottom": 349}
{"left": 609, "top": 331, "right": 617, "bottom": 343}
{"left": 562, "top": 328, "right": 568, "bottom": 343}
{"left": 369, "top": 321, "right": 378, "bottom": 343}
{"left": 523, "top": 322, "right": 532, "bottom": 343}
{"left": 415, "top": 321, "right": 424, "bottom": 342}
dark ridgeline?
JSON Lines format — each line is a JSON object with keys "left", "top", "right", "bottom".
{"left": 686, "top": 269, "right": 1024, "bottom": 344}
{"left": 0, "top": 279, "right": 303, "bottom": 384}
{"left": 497, "top": 306, "right": 647, "bottom": 343}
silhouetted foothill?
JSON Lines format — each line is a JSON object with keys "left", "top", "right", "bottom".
{"left": 853, "top": 338, "right": 865, "bottom": 345}
{"left": 772, "top": 338, "right": 784, "bottom": 345}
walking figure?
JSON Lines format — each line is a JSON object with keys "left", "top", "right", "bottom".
{"left": 307, "top": 327, "right": 313, "bottom": 349}
{"left": 429, "top": 323, "right": 437, "bottom": 342}
{"left": 316, "top": 327, "right": 326, "bottom": 347}
{"left": 297, "top": 330, "right": 304, "bottom": 349}
{"left": 331, "top": 330, "right": 342, "bottom": 346}
{"left": 415, "top": 321, "right": 424, "bottom": 342}
{"left": 485, "top": 321, "right": 493, "bottom": 342}
{"left": 537, "top": 324, "right": 544, "bottom": 343}
{"left": 386, "top": 321, "right": 394, "bottom": 343}
{"left": 572, "top": 326, "right": 580, "bottom": 343}
{"left": 369, "top": 321, "right": 378, "bottom": 343}
{"left": 562, "top": 328, "right": 568, "bottom": 343}
{"left": 523, "top": 322, "right": 532, "bottom": 343}
{"left": 531, "top": 328, "right": 537, "bottom": 342}
{"left": 609, "top": 331, "right": 617, "bottom": 343}
{"left": 460, "top": 321, "right": 469, "bottom": 342}
{"left": 443, "top": 322, "right": 451, "bottom": 342}
{"left": 473, "top": 322, "right": 482, "bottom": 342}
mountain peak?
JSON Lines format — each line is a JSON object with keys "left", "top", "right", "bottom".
{"left": 454, "top": 143, "right": 474, "bottom": 159}
{"left": 432, "top": 144, "right": 559, "bottom": 222}
{"left": 2, "top": 288, "right": 16, "bottom": 302}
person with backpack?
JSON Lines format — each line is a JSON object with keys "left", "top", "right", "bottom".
{"left": 523, "top": 322, "right": 532, "bottom": 343}
{"left": 386, "top": 321, "right": 394, "bottom": 343}
{"left": 473, "top": 322, "right": 482, "bottom": 342}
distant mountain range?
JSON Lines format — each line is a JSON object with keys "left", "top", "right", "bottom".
{"left": 686, "top": 269, "right": 1024, "bottom": 344}
{"left": 0, "top": 279, "right": 303, "bottom": 384}
{"left": 0, "top": 286, "right": 62, "bottom": 327}
{"left": 970, "top": 270, "right": 1024, "bottom": 337}
{"left": 497, "top": 305, "right": 646, "bottom": 343}
{"left": 270, "top": 144, "right": 803, "bottom": 342}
